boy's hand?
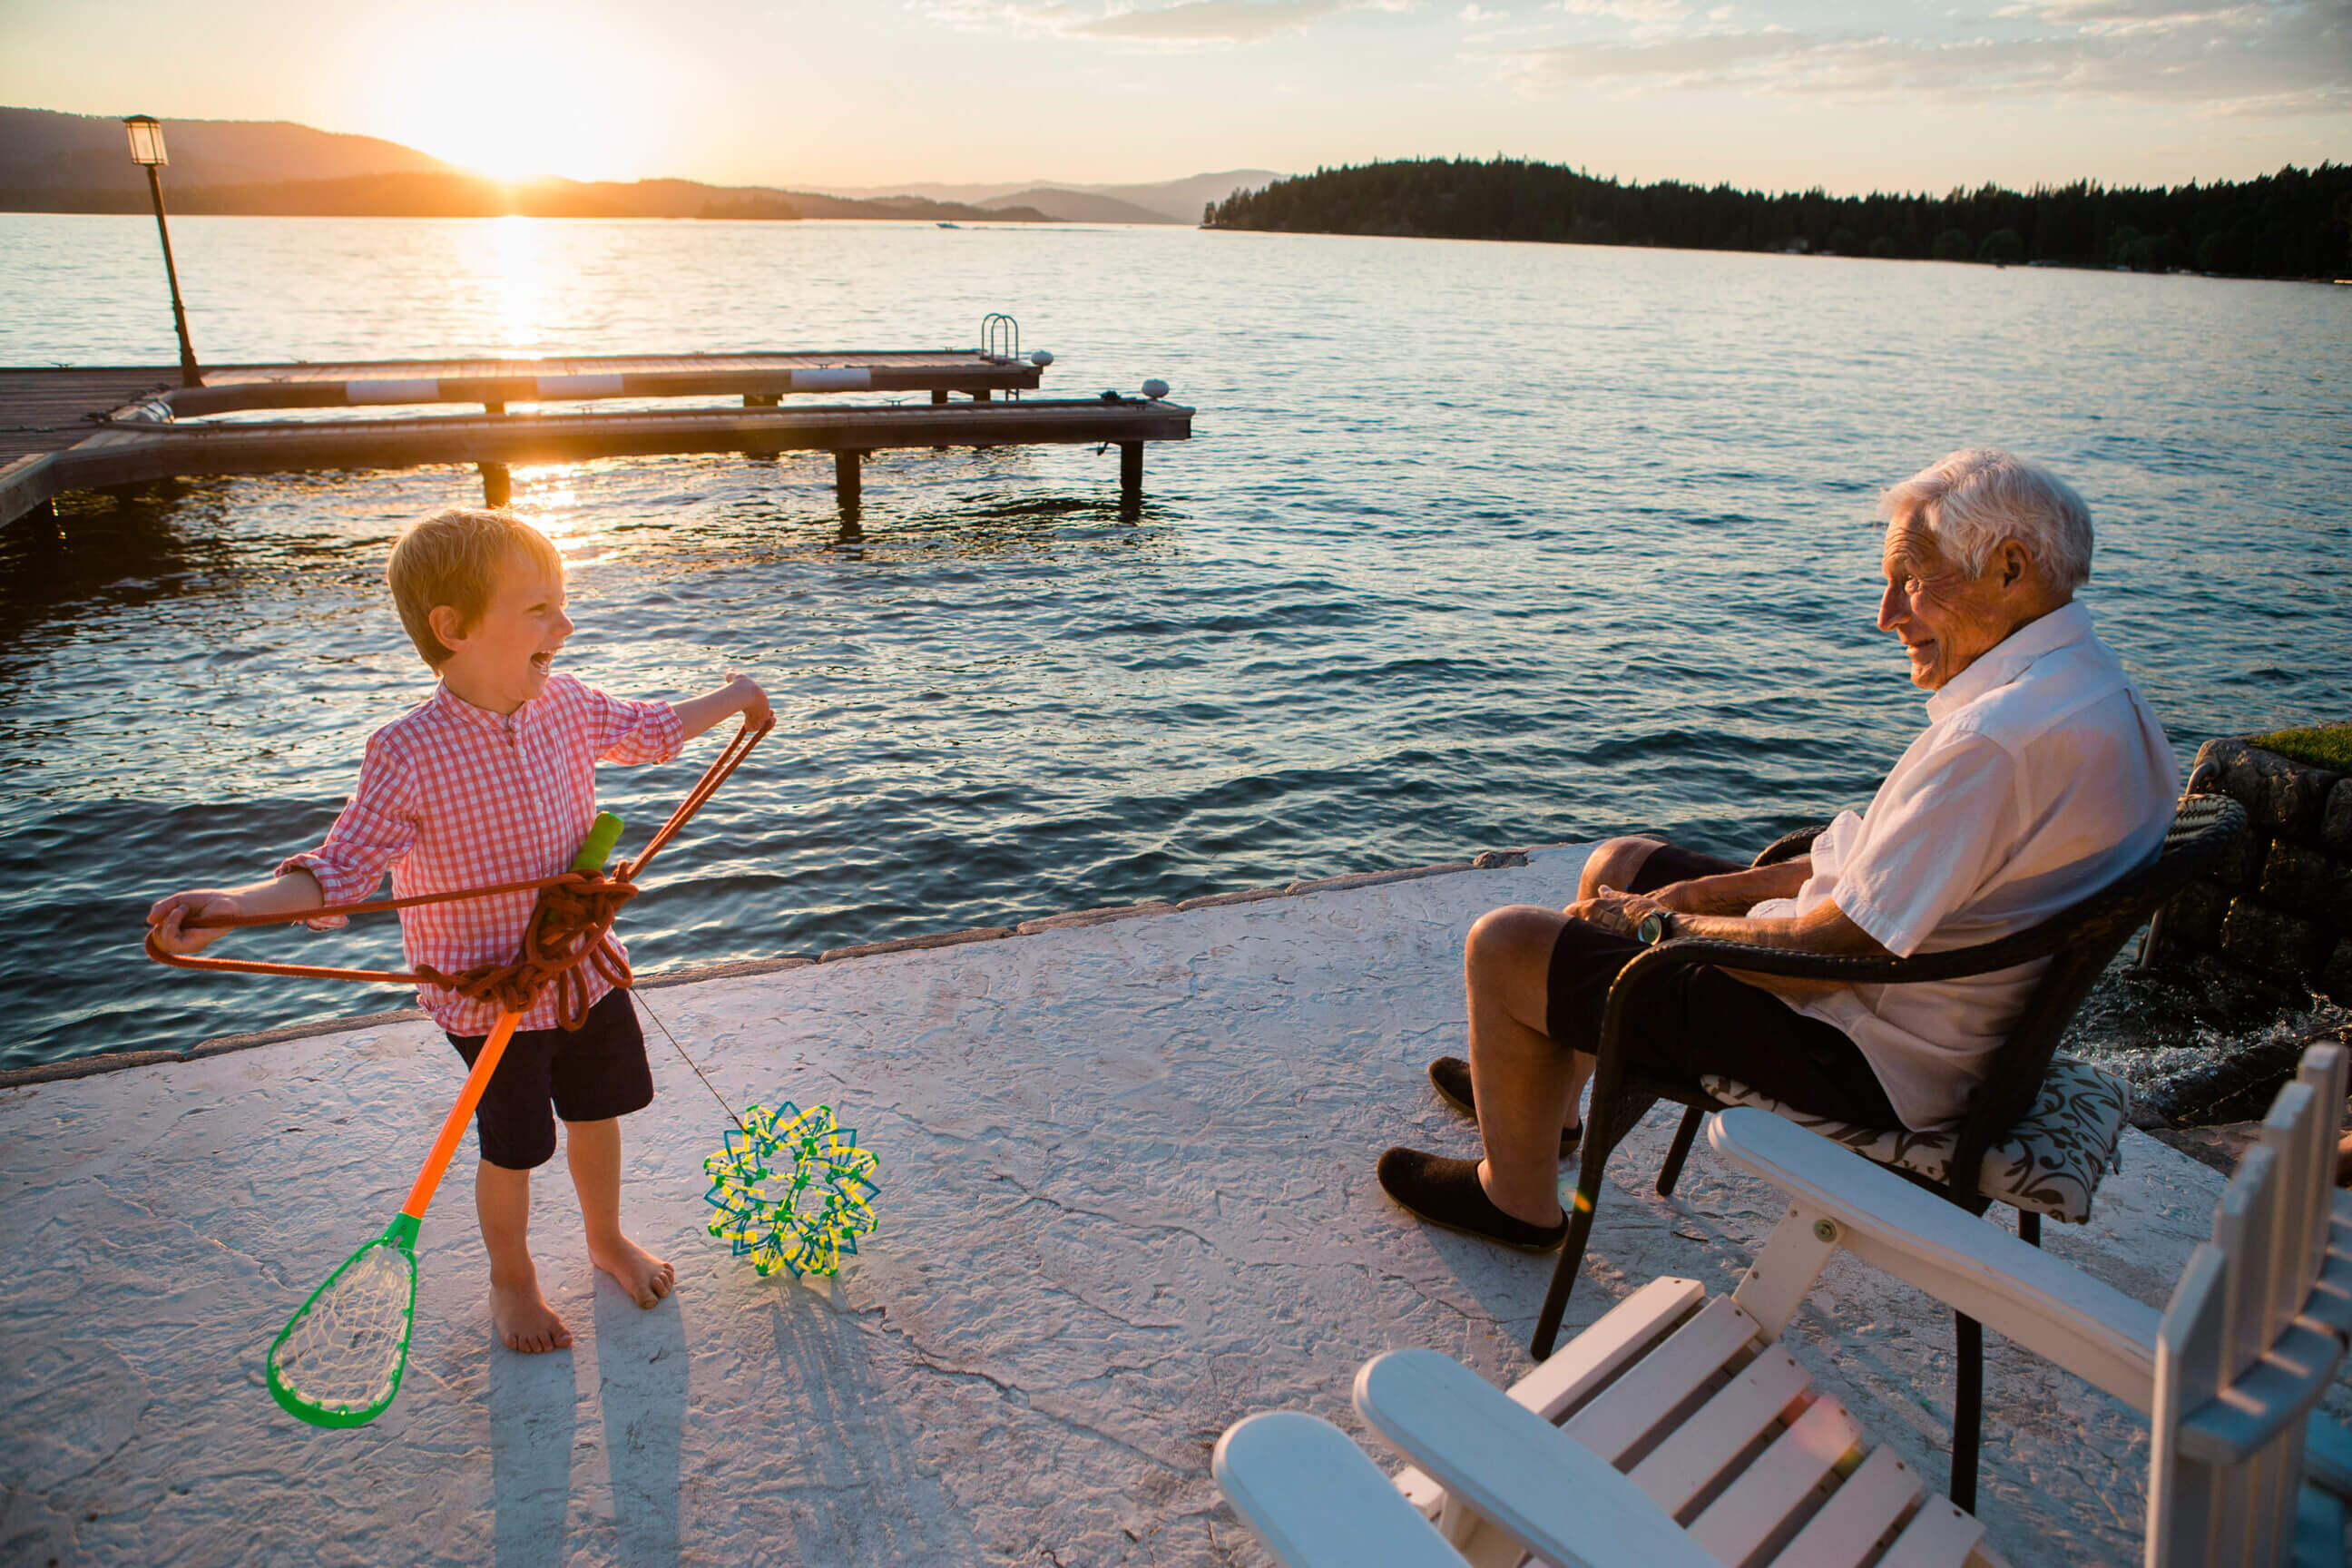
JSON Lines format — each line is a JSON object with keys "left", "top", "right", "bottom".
{"left": 725, "top": 669, "right": 773, "bottom": 732}
{"left": 676, "top": 670, "right": 772, "bottom": 740}
{"left": 147, "top": 889, "right": 241, "bottom": 956}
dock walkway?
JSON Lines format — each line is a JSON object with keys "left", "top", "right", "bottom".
{"left": 0, "top": 349, "right": 1191, "bottom": 525}
{"left": 0, "top": 844, "right": 2290, "bottom": 1566}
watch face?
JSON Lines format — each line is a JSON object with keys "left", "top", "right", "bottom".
{"left": 1638, "top": 912, "right": 1665, "bottom": 945}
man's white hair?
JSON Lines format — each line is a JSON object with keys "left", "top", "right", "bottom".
{"left": 1880, "top": 449, "right": 2092, "bottom": 591}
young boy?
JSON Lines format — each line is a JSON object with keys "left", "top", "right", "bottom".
{"left": 149, "top": 506, "right": 770, "bottom": 1355}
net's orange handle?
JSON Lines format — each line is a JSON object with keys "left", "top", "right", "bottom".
{"left": 399, "top": 1009, "right": 520, "bottom": 1220}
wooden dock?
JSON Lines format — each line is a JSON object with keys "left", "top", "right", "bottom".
{"left": 0, "top": 349, "right": 1192, "bottom": 524}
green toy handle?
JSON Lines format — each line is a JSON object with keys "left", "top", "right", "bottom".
{"left": 573, "top": 811, "right": 623, "bottom": 872}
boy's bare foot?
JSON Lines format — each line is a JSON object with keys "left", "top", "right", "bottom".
{"left": 590, "top": 1234, "right": 675, "bottom": 1309}
{"left": 491, "top": 1276, "right": 573, "bottom": 1353}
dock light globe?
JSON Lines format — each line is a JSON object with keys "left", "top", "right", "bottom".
{"left": 122, "top": 115, "right": 167, "bottom": 166}
{"left": 1142, "top": 378, "right": 1170, "bottom": 400}
{"left": 1031, "top": 349, "right": 1054, "bottom": 367}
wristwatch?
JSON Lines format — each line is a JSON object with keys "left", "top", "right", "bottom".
{"left": 1635, "top": 908, "right": 1675, "bottom": 946}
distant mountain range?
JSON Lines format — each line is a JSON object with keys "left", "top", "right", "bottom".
{"left": 809, "top": 173, "right": 1284, "bottom": 225}
{"left": 0, "top": 107, "right": 1278, "bottom": 225}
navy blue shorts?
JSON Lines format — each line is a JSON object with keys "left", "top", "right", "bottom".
{"left": 1545, "top": 839, "right": 1899, "bottom": 1129}
{"left": 446, "top": 986, "right": 655, "bottom": 1171}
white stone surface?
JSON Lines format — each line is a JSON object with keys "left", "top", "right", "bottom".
{"left": 0, "top": 846, "right": 2259, "bottom": 1566}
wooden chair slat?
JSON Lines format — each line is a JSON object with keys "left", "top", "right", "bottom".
{"left": 1875, "top": 1493, "right": 1986, "bottom": 1568}
{"left": 2260, "top": 1084, "right": 2321, "bottom": 1358}
{"left": 2295, "top": 1049, "right": 2347, "bottom": 1303}
{"left": 1687, "top": 1395, "right": 1862, "bottom": 1564}
{"left": 1629, "top": 1344, "right": 1812, "bottom": 1515}
{"left": 1515, "top": 1276, "right": 1707, "bottom": 1423}
{"left": 2151, "top": 1245, "right": 2231, "bottom": 1568}
{"left": 2220, "top": 1146, "right": 2279, "bottom": 1384}
{"left": 1767, "top": 1444, "right": 1925, "bottom": 1568}
{"left": 1563, "top": 1296, "right": 1761, "bottom": 1465}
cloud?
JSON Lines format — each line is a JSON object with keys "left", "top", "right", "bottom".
{"left": 914, "top": 0, "right": 1412, "bottom": 44}
{"left": 1489, "top": 3, "right": 2350, "bottom": 116}
{"left": 1081, "top": 0, "right": 1369, "bottom": 42}
{"left": 1556, "top": 0, "right": 1689, "bottom": 20}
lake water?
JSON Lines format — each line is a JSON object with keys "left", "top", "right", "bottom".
{"left": 2, "top": 213, "right": 2347, "bottom": 1071}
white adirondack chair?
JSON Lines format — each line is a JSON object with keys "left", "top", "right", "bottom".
{"left": 1216, "top": 1045, "right": 2352, "bottom": 1568}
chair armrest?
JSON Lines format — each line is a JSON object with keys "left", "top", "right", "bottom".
{"left": 1708, "top": 1109, "right": 2161, "bottom": 1412}
{"left": 1751, "top": 822, "right": 1831, "bottom": 869}
{"left": 1212, "top": 1411, "right": 1468, "bottom": 1568}
{"left": 1620, "top": 925, "right": 2073, "bottom": 992}
{"left": 1352, "top": 1349, "right": 1718, "bottom": 1568}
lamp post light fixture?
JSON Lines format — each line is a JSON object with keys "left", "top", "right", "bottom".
{"left": 122, "top": 114, "right": 203, "bottom": 387}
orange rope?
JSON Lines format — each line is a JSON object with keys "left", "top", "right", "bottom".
{"left": 144, "top": 715, "right": 772, "bottom": 1031}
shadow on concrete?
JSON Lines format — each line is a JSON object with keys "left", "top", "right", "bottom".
{"left": 488, "top": 1335, "right": 579, "bottom": 1568}
{"left": 760, "top": 1282, "right": 982, "bottom": 1566}
{"left": 595, "top": 1281, "right": 690, "bottom": 1567}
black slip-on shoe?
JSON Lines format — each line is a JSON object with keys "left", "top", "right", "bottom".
{"left": 1375, "top": 1147, "right": 1570, "bottom": 1253}
{"left": 1427, "top": 1056, "right": 1583, "bottom": 1160}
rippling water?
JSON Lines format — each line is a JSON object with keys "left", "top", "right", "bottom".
{"left": 2, "top": 214, "right": 2347, "bottom": 1070}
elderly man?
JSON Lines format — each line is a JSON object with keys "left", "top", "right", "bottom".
{"left": 1378, "top": 449, "right": 2178, "bottom": 1250}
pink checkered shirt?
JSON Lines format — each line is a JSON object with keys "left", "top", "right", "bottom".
{"left": 279, "top": 673, "right": 684, "bottom": 1034}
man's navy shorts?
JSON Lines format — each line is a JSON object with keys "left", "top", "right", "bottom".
{"left": 1545, "top": 840, "right": 1901, "bottom": 1130}
{"left": 446, "top": 986, "right": 655, "bottom": 1171}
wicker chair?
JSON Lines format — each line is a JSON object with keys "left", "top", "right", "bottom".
{"left": 1532, "top": 791, "right": 2247, "bottom": 1508}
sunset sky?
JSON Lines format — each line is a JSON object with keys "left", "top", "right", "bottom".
{"left": 4, "top": 0, "right": 2345, "bottom": 193}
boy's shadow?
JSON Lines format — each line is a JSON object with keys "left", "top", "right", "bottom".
{"left": 486, "top": 1285, "right": 690, "bottom": 1568}
{"left": 488, "top": 1334, "right": 580, "bottom": 1568}
{"left": 593, "top": 1281, "right": 691, "bottom": 1566}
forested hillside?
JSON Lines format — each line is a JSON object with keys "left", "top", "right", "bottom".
{"left": 1205, "top": 158, "right": 2352, "bottom": 279}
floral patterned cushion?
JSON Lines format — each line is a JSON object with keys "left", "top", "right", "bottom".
{"left": 1699, "top": 1057, "right": 2132, "bottom": 1224}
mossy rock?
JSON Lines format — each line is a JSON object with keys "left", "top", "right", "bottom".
{"left": 2249, "top": 724, "right": 2352, "bottom": 773}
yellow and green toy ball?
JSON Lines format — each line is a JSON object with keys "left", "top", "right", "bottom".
{"left": 702, "top": 1102, "right": 880, "bottom": 1278}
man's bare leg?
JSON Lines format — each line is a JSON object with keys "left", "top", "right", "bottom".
{"left": 1464, "top": 906, "right": 1581, "bottom": 1227}
{"left": 1578, "top": 835, "right": 1667, "bottom": 902}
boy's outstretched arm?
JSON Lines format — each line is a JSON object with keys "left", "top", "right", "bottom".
{"left": 671, "top": 669, "right": 772, "bottom": 742}
{"left": 147, "top": 868, "right": 325, "bottom": 957}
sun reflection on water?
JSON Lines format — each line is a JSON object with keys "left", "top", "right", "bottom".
{"left": 493, "top": 215, "right": 545, "bottom": 352}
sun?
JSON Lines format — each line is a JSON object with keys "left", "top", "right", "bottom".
{"left": 362, "top": 16, "right": 652, "bottom": 182}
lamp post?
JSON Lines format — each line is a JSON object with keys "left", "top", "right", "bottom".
{"left": 122, "top": 114, "right": 202, "bottom": 387}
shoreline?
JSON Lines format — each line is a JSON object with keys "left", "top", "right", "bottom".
{"left": 0, "top": 847, "right": 1534, "bottom": 1090}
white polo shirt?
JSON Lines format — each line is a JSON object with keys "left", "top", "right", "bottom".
{"left": 1745, "top": 602, "right": 2176, "bottom": 1130}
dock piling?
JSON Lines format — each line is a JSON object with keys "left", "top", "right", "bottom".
{"left": 835, "top": 449, "right": 864, "bottom": 513}
{"left": 1119, "top": 441, "right": 1143, "bottom": 515}
{"left": 479, "top": 462, "right": 512, "bottom": 507}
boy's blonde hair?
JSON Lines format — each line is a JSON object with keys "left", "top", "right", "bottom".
{"left": 387, "top": 506, "right": 564, "bottom": 668}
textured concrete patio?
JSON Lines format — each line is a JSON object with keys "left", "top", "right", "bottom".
{"left": 0, "top": 845, "right": 2271, "bottom": 1566}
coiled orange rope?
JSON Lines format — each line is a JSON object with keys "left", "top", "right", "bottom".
{"left": 145, "top": 715, "right": 772, "bottom": 1030}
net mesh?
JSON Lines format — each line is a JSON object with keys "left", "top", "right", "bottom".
{"left": 268, "top": 1240, "right": 416, "bottom": 1419}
